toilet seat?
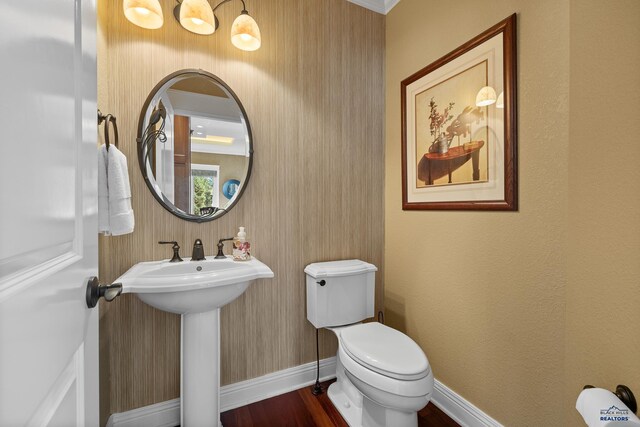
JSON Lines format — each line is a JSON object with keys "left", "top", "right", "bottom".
{"left": 338, "top": 345, "right": 432, "bottom": 398}
{"left": 336, "top": 323, "right": 432, "bottom": 399}
{"left": 340, "top": 323, "right": 430, "bottom": 381}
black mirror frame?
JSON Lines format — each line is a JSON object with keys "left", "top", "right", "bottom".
{"left": 136, "top": 69, "right": 253, "bottom": 223}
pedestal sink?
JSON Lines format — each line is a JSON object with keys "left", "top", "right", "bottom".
{"left": 116, "top": 256, "right": 274, "bottom": 427}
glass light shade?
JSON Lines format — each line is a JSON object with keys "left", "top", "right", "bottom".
{"left": 179, "top": 0, "right": 216, "bottom": 35}
{"left": 123, "top": 0, "right": 163, "bottom": 29}
{"left": 230, "top": 12, "right": 261, "bottom": 51}
{"left": 475, "top": 86, "right": 497, "bottom": 107}
{"left": 496, "top": 91, "right": 504, "bottom": 109}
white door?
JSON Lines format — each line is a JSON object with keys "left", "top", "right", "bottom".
{"left": 0, "top": 0, "right": 99, "bottom": 425}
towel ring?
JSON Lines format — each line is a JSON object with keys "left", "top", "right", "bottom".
{"left": 98, "top": 109, "right": 119, "bottom": 151}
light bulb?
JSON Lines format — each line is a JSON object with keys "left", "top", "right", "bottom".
{"left": 134, "top": 7, "right": 150, "bottom": 15}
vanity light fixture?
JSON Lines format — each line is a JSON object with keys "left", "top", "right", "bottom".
{"left": 174, "top": 0, "right": 261, "bottom": 51}
{"left": 123, "top": 0, "right": 261, "bottom": 51}
{"left": 123, "top": 0, "right": 164, "bottom": 29}
{"left": 178, "top": 0, "right": 216, "bottom": 35}
{"left": 475, "top": 86, "right": 497, "bottom": 107}
{"left": 229, "top": 8, "right": 261, "bottom": 51}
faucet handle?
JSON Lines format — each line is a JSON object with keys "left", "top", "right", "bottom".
{"left": 158, "top": 241, "right": 183, "bottom": 263}
{"left": 214, "top": 237, "right": 234, "bottom": 259}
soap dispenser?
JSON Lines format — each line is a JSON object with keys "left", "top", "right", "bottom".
{"left": 232, "top": 226, "right": 251, "bottom": 261}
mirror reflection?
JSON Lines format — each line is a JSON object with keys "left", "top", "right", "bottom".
{"left": 138, "top": 70, "right": 252, "bottom": 222}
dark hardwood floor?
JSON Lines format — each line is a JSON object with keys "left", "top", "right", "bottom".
{"left": 220, "top": 380, "right": 460, "bottom": 427}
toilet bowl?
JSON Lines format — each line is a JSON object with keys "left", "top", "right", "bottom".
{"left": 329, "top": 323, "right": 433, "bottom": 427}
{"left": 305, "top": 260, "right": 434, "bottom": 427}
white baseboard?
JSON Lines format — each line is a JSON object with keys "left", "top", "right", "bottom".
{"left": 106, "top": 359, "right": 502, "bottom": 427}
{"left": 220, "top": 356, "right": 337, "bottom": 411}
{"left": 105, "top": 399, "right": 180, "bottom": 427}
{"left": 431, "top": 379, "right": 503, "bottom": 427}
{"left": 106, "top": 356, "right": 337, "bottom": 427}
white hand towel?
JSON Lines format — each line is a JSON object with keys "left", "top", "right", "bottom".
{"left": 107, "top": 145, "right": 135, "bottom": 236}
{"left": 98, "top": 145, "right": 110, "bottom": 234}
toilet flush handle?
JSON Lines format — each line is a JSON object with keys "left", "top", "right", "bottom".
{"left": 317, "top": 280, "right": 326, "bottom": 286}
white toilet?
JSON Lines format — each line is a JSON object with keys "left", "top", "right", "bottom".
{"left": 305, "top": 260, "right": 434, "bottom": 427}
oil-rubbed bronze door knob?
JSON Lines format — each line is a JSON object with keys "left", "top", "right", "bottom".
{"left": 85, "top": 276, "right": 123, "bottom": 308}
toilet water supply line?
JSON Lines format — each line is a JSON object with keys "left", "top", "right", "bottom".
{"left": 311, "top": 311, "right": 386, "bottom": 396}
{"left": 312, "top": 328, "right": 323, "bottom": 395}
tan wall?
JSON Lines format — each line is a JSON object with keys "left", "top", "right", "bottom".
{"left": 385, "top": 1, "right": 570, "bottom": 425}
{"left": 565, "top": 1, "right": 640, "bottom": 425}
{"left": 97, "top": 0, "right": 384, "bottom": 424}
{"left": 387, "top": 1, "right": 640, "bottom": 425}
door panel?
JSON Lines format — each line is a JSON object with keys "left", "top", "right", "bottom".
{"left": 174, "top": 115, "right": 192, "bottom": 212}
{"left": 0, "top": 0, "right": 98, "bottom": 425}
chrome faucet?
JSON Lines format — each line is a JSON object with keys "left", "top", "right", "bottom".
{"left": 192, "top": 239, "right": 205, "bottom": 261}
{"left": 215, "top": 237, "right": 234, "bottom": 259}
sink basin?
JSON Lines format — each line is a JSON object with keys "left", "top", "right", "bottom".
{"left": 116, "top": 255, "right": 274, "bottom": 427}
{"left": 117, "top": 256, "right": 274, "bottom": 314}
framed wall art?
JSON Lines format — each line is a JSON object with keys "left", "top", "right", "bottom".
{"left": 401, "top": 14, "right": 517, "bottom": 210}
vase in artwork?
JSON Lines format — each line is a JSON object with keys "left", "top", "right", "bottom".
{"left": 437, "top": 134, "right": 450, "bottom": 154}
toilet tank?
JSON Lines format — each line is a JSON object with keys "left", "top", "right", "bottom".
{"left": 305, "top": 259, "right": 377, "bottom": 329}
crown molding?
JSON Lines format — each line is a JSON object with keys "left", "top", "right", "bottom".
{"left": 347, "top": 0, "right": 401, "bottom": 15}
{"left": 384, "top": 0, "right": 402, "bottom": 14}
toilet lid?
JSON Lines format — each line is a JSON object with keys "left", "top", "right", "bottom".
{"left": 340, "top": 323, "right": 430, "bottom": 381}
{"left": 304, "top": 259, "right": 377, "bottom": 279}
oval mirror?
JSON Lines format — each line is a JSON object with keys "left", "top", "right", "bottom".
{"left": 137, "top": 69, "right": 253, "bottom": 222}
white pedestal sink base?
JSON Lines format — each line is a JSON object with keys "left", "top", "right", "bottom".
{"left": 181, "top": 309, "right": 222, "bottom": 427}
{"left": 117, "top": 257, "right": 274, "bottom": 427}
